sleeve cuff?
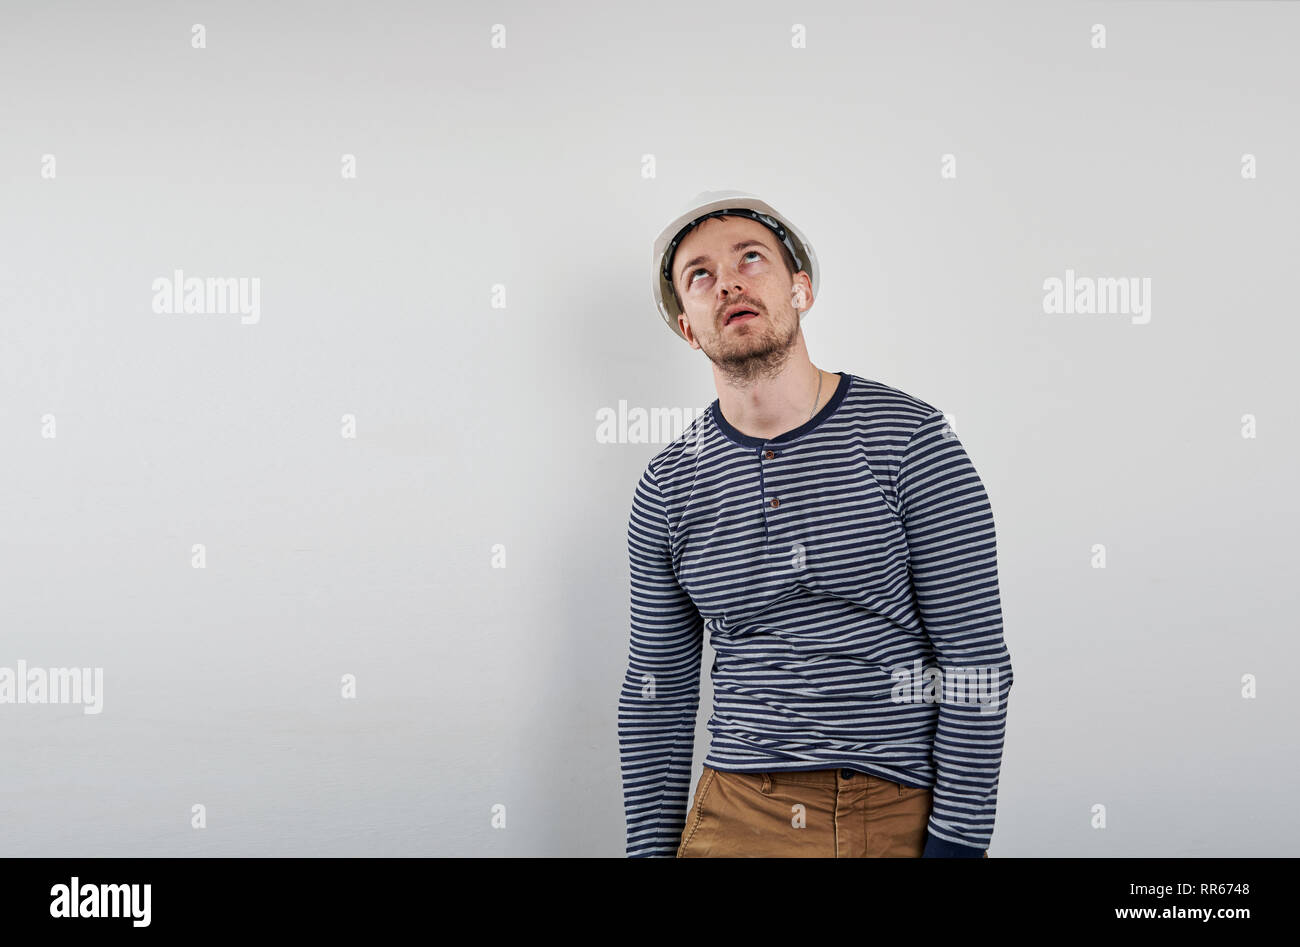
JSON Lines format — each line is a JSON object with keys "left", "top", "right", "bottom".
{"left": 921, "top": 832, "right": 987, "bottom": 858}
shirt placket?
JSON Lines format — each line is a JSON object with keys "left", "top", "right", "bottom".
{"left": 757, "top": 444, "right": 780, "bottom": 545}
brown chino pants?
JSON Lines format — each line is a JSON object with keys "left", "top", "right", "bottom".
{"left": 677, "top": 764, "right": 947, "bottom": 858}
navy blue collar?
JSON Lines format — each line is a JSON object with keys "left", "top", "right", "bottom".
{"left": 711, "top": 371, "right": 851, "bottom": 449}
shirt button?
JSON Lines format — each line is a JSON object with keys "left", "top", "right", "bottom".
{"left": 763, "top": 449, "right": 775, "bottom": 459}
{"left": 769, "top": 497, "right": 780, "bottom": 508}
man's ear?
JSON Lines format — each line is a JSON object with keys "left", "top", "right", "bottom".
{"left": 678, "top": 313, "right": 698, "bottom": 348}
{"left": 792, "top": 279, "right": 811, "bottom": 310}
{"left": 794, "top": 275, "right": 813, "bottom": 311}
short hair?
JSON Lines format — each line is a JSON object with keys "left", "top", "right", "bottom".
{"left": 670, "top": 216, "right": 800, "bottom": 313}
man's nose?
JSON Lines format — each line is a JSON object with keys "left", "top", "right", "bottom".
{"left": 716, "top": 266, "right": 745, "bottom": 294}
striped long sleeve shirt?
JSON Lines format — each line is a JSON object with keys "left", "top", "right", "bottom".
{"left": 617, "top": 371, "right": 1013, "bottom": 858}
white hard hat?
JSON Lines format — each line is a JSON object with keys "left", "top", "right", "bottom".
{"left": 651, "top": 189, "right": 819, "bottom": 342}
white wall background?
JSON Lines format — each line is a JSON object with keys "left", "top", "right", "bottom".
{"left": 1, "top": 0, "right": 1296, "bottom": 855}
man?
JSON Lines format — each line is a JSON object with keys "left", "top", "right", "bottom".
{"left": 617, "top": 189, "right": 1013, "bottom": 858}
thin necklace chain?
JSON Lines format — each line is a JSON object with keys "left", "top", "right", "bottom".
{"left": 809, "top": 368, "right": 823, "bottom": 420}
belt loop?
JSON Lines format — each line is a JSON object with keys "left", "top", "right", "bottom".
{"left": 760, "top": 773, "right": 772, "bottom": 794}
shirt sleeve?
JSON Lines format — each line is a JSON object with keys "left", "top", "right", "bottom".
{"left": 617, "top": 462, "right": 705, "bottom": 857}
{"left": 896, "top": 410, "right": 1013, "bottom": 857}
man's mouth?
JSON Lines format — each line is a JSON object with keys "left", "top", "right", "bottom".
{"left": 725, "top": 308, "right": 759, "bottom": 325}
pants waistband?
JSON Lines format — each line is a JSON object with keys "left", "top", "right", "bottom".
{"left": 704, "top": 764, "right": 928, "bottom": 791}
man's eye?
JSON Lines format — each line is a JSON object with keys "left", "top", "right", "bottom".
{"left": 687, "top": 252, "right": 762, "bottom": 287}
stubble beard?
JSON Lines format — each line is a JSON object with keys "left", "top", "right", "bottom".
{"left": 698, "top": 302, "right": 801, "bottom": 388}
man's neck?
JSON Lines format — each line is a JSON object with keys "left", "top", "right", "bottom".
{"left": 713, "top": 359, "right": 835, "bottom": 441}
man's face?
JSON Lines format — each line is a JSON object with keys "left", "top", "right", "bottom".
{"left": 672, "top": 215, "right": 811, "bottom": 378}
